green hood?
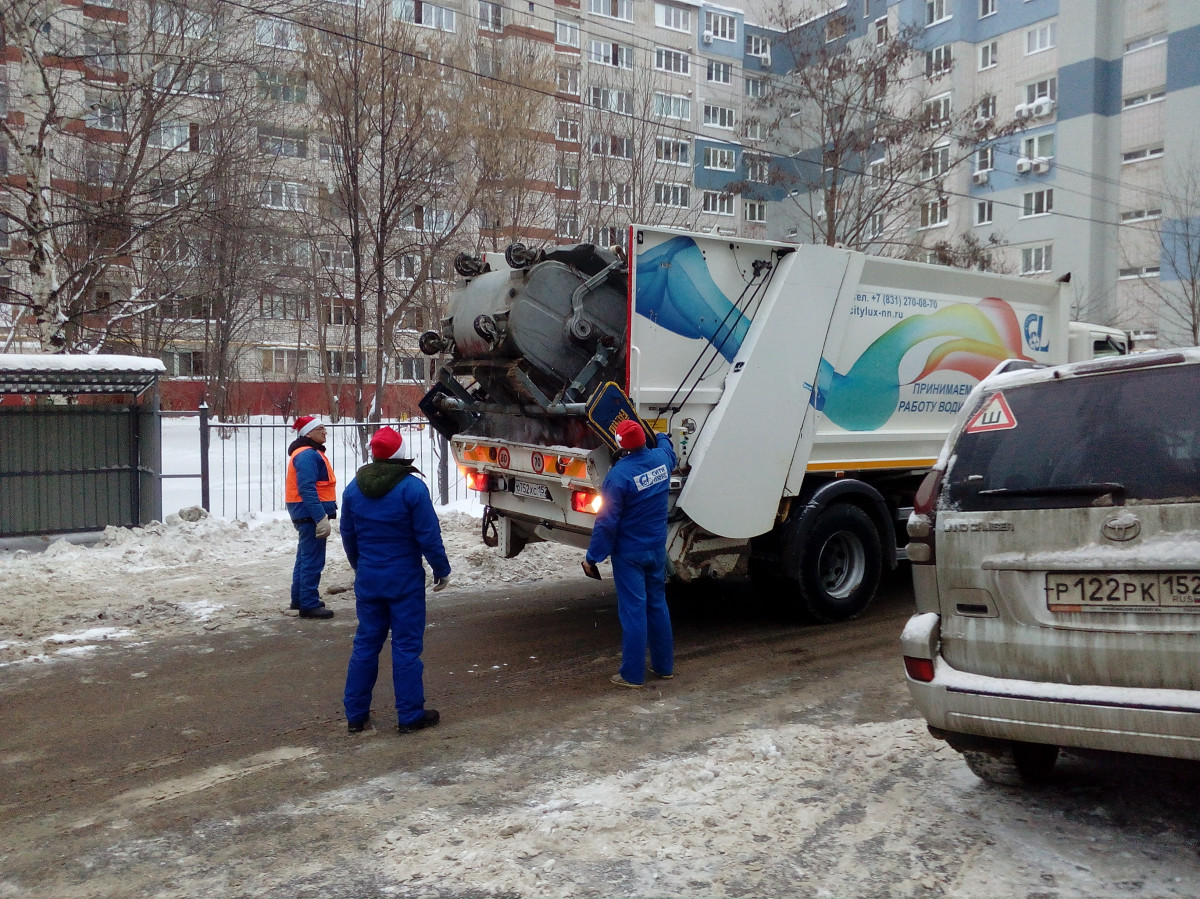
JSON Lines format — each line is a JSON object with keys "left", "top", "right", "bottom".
{"left": 354, "top": 459, "right": 420, "bottom": 499}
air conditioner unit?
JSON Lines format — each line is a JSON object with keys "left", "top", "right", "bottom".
{"left": 1032, "top": 156, "right": 1052, "bottom": 174}
{"left": 972, "top": 170, "right": 989, "bottom": 186}
{"left": 1014, "top": 103, "right": 1033, "bottom": 120}
{"left": 973, "top": 115, "right": 990, "bottom": 130}
{"left": 701, "top": 29, "right": 714, "bottom": 44}
{"left": 758, "top": 51, "right": 772, "bottom": 67}
{"left": 1030, "top": 97, "right": 1055, "bottom": 118}
{"left": 1015, "top": 157, "right": 1033, "bottom": 174}
{"left": 816, "top": 208, "right": 827, "bottom": 220}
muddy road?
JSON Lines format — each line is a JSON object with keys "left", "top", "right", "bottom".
{"left": 3, "top": 574, "right": 1200, "bottom": 898}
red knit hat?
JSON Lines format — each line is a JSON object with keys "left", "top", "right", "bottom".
{"left": 370, "top": 426, "right": 405, "bottom": 460}
{"left": 293, "top": 415, "right": 324, "bottom": 437}
{"left": 614, "top": 419, "right": 646, "bottom": 450}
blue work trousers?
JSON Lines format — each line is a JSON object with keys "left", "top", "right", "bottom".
{"left": 291, "top": 520, "right": 327, "bottom": 610}
{"left": 612, "top": 547, "right": 674, "bottom": 685}
{"left": 343, "top": 584, "right": 427, "bottom": 726}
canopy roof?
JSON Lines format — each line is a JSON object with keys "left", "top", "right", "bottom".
{"left": 0, "top": 354, "right": 166, "bottom": 395}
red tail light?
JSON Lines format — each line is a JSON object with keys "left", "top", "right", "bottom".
{"left": 571, "top": 489, "right": 602, "bottom": 514}
{"left": 907, "top": 468, "right": 943, "bottom": 565}
{"left": 903, "top": 656, "right": 935, "bottom": 682}
{"left": 465, "top": 470, "right": 491, "bottom": 492}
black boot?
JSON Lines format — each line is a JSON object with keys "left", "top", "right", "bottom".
{"left": 398, "top": 710, "right": 440, "bottom": 733}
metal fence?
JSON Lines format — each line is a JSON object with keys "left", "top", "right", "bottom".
{"left": 162, "top": 407, "right": 470, "bottom": 520}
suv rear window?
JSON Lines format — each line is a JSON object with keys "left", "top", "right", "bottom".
{"left": 943, "top": 362, "right": 1200, "bottom": 511}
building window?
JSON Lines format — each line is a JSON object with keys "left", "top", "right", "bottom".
{"left": 1021, "top": 244, "right": 1053, "bottom": 274}
{"left": 1125, "top": 32, "right": 1167, "bottom": 53}
{"left": 875, "top": 17, "right": 887, "bottom": 45}
{"left": 1025, "top": 77, "right": 1057, "bottom": 104}
{"left": 590, "top": 86, "right": 633, "bottom": 113}
{"left": 394, "top": 0, "right": 457, "bottom": 31}
{"left": 707, "top": 60, "right": 731, "bottom": 83}
{"left": 591, "top": 133, "right": 633, "bottom": 159}
{"left": 85, "top": 94, "right": 125, "bottom": 131}
{"left": 261, "top": 181, "right": 305, "bottom": 210}
{"left": 263, "top": 349, "right": 308, "bottom": 376}
{"left": 703, "top": 146, "right": 736, "bottom": 171}
{"left": 745, "top": 35, "right": 770, "bottom": 58}
{"left": 654, "top": 92, "right": 691, "bottom": 120}
{"left": 588, "top": 181, "right": 632, "bottom": 205}
{"left": 867, "top": 212, "right": 885, "bottom": 238}
{"left": 555, "top": 20, "right": 579, "bottom": 46}
{"left": 1123, "top": 89, "right": 1166, "bottom": 108}
{"left": 556, "top": 67, "right": 580, "bottom": 96}
{"left": 704, "top": 11, "right": 736, "bottom": 42}
{"left": 745, "top": 77, "right": 765, "bottom": 98}
{"left": 589, "top": 40, "right": 633, "bottom": 69}
{"left": 921, "top": 144, "right": 950, "bottom": 180}
{"left": 745, "top": 200, "right": 766, "bottom": 224}
{"left": 1120, "top": 208, "right": 1162, "bottom": 223}
{"left": 655, "top": 47, "right": 689, "bottom": 75}
{"left": 556, "top": 214, "right": 579, "bottom": 239}
{"left": 746, "top": 154, "right": 769, "bottom": 182}
{"left": 979, "top": 0, "right": 996, "bottom": 17}
{"left": 978, "top": 94, "right": 996, "bottom": 120}
{"left": 925, "top": 44, "right": 952, "bottom": 77}
{"left": 702, "top": 191, "right": 734, "bottom": 215}
{"left": 255, "top": 18, "right": 302, "bottom": 50}
{"left": 924, "top": 93, "right": 951, "bottom": 129}
{"left": 920, "top": 196, "right": 949, "bottom": 229}
{"left": 589, "top": 0, "right": 633, "bottom": 22}
{"left": 1021, "top": 132, "right": 1055, "bottom": 159}
{"left": 318, "top": 240, "right": 354, "bottom": 270}
{"left": 555, "top": 164, "right": 579, "bottom": 190}
{"left": 1021, "top": 189, "right": 1053, "bottom": 217}
{"left": 479, "top": 0, "right": 502, "bottom": 31}
{"left": 325, "top": 350, "right": 367, "bottom": 377}
{"left": 161, "top": 350, "right": 205, "bottom": 376}
{"left": 324, "top": 297, "right": 357, "bottom": 326}
{"left": 259, "top": 291, "right": 310, "bottom": 320}
{"left": 703, "top": 104, "right": 736, "bottom": 130}
{"left": 258, "top": 127, "right": 306, "bottom": 158}
{"left": 396, "top": 356, "right": 430, "bottom": 381}
{"left": 655, "top": 137, "right": 689, "bottom": 165}
{"left": 654, "top": 182, "right": 690, "bottom": 207}
{"left": 1026, "top": 22, "right": 1056, "bottom": 55}
{"left": 1122, "top": 146, "right": 1164, "bottom": 163}
{"left": 979, "top": 40, "right": 997, "bottom": 70}
{"left": 556, "top": 118, "right": 579, "bottom": 141}
{"left": 975, "top": 146, "right": 994, "bottom": 172}
{"left": 258, "top": 71, "right": 308, "bottom": 103}
{"left": 926, "top": 0, "right": 949, "bottom": 26}
{"left": 654, "top": 3, "right": 690, "bottom": 32}
{"left": 1118, "top": 264, "right": 1161, "bottom": 279}
{"left": 975, "top": 200, "right": 993, "bottom": 225}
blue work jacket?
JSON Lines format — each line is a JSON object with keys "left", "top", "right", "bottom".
{"left": 586, "top": 433, "right": 676, "bottom": 565}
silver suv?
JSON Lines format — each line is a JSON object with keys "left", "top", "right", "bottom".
{"left": 902, "top": 348, "right": 1200, "bottom": 785}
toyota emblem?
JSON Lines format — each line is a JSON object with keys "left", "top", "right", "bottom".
{"left": 1101, "top": 515, "right": 1141, "bottom": 542}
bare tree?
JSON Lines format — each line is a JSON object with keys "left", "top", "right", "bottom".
{"left": 304, "top": 1, "right": 478, "bottom": 430}
{"left": 1129, "top": 161, "right": 1200, "bottom": 346}
{"left": 0, "top": 0, "right": 259, "bottom": 353}
{"left": 748, "top": 6, "right": 1012, "bottom": 257}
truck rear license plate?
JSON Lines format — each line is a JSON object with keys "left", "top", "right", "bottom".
{"left": 513, "top": 480, "right": 552, "bottom": 501}
{"left": 1046, "top": 572, "right": 1200, "bottom": 611}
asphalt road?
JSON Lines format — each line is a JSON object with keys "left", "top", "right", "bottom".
{"left": 0, "top": 572, "right": 919, "bottom": 895}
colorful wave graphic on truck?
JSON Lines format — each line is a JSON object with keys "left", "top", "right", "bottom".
{"left": 634, "top": 236, "right": 749, "bottom": 362}
{"left": 811, "top": 297, "right": 1032, "bottom": 432}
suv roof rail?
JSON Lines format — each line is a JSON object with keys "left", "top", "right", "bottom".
{"left": 1065, "top": 351, "right": 1187, "bottom": 378}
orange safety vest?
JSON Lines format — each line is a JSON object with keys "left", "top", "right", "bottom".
{"left": 286, "top": 446, "right": 337, "bottom": 504}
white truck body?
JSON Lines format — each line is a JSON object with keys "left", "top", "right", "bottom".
{"left": 419, "top": 227, "right": 1119, "bottom": 620}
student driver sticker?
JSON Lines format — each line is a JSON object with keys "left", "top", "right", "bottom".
{"left": 965, "top": 392, "right": 1018, "bottom": 433}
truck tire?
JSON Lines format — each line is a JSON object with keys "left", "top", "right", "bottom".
{"left": 796, "top": 505, "right": 881, "bottom": 622}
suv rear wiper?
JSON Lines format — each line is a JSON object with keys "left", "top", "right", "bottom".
{"left": 976, "top": 482, "right": 1127, "bottom": 503}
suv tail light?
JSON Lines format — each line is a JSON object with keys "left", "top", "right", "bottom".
{"left": 571, "top": 489, "right": 602, "bottom": 514}
{"left": 907, "top": 469, "right": 943, "bottom": 565}
{"left": 903, "top": 656, "right": 935, "bottom": 682}
{"left": 465, "top": 470, "right": 491, "bottom": 492}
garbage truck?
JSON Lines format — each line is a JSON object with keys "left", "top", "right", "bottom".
{"left": 418, "top": 226, "right": 1125, "bottom": 621}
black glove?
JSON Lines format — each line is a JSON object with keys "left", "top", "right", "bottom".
{"left": 432, "top": 575, "right": 450, "bottom": 592}
{"left": 582, "top": 560, "right": 602, "bottom": 580}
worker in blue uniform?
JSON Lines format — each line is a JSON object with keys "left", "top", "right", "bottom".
{"left": 341, "top": 426, "right": 451, "bottom": 734}
{"left": 286, "top": 415, "right": 338, "bottom": 619}
{"left": 584, "top": 418, "right": 677, "bottom": 688}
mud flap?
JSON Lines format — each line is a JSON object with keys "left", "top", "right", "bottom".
{"left": 482, "top": 506, "right": 499, "bottom": 547}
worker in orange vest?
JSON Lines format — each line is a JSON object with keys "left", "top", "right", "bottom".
{"left": 286, "top": 416, "right": 338, "bottom": 619}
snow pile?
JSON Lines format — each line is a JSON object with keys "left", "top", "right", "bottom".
{"left": 0, "top": 506, "right": 583, "bottom": 667}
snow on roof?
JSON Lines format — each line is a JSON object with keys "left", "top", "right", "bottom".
{"left": 0, "top": 354, "right": 166, "bottom": 373}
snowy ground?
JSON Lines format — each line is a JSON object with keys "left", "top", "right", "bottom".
{"left": 4, "top": 513, "right": 1200, "bottom": 896}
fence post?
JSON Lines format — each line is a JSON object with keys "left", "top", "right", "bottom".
{"left": 199, "top": 401, "right": 211, "bottom": 512}
{"left": 438, "top": 431, "right": 449, "bottom": 506}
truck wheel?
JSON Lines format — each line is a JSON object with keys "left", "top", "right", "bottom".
{"left": 796, "top": 505, "right": 881, "bottom": 622}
